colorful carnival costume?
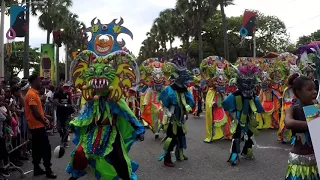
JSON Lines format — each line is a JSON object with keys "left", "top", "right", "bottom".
{"left": 268, "top": 60, "right": 284, "bottom": 130}
{"left": 278, "top": 53, "right": 300, "bottom": 143}
{"left": 140, "top": 58, "right": 171, "bottom": 139}
{"left": 222, "top": 63, "right": 264, "bottom": 165}
{"left": 201, "top": 56, "right": 232, "bottom": 142}
{"left": 257, "top": 61, "right": 281, "bottom": 129}
{"left": 190, "top": 68, "right": 203, "bottom": 116}
{"left": 126, "top": 87, "right": 140, "bottom": 120}
{"left": 138, "top": 83, "right": 149, "bottom": 126}
{"left": 298, "top": 42, "right": 320, "bottom": 100}
{"left": 66, "top": 18, "right": 145, "bottom": 180}
{"left": 158, "top": 54, "right": 195, "bottom": 167}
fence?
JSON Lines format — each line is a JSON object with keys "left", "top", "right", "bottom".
{"left": 4, "top": 127, "right": 32, "bottom": 178}
{"left": 1, "top": 92, "right": 82, "bottom": 179}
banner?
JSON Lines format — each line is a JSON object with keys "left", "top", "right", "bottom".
{"left": 240, "top": 10, "right": 258, "bottom": 37}
{"left": 40, "top": 44, "right": 55, "bottom": 83}
{"left": 303, "top": 104, "right": 320, "bottom": 172}
{"left": 6, "top": 5, "right": 27, "bottom": 39}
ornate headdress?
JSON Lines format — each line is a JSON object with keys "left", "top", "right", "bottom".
{"left": 139, "top": 58, "right": 171, "bottom": 89}
{"left": 169, "top": 54, "right": 192, "bottom": 88}
{"left": 231, "top": 61, "right": 260, "bottom": 97}
{"left": 200, "top": 56, "right": 229, "bottom": 90}
{"left": 278, "top": 52, "right": 300, "bottom": 76}
{"left": 71, "top": 17, "right": 139, "bottom": 102}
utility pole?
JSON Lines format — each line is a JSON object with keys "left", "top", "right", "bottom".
{"left": 23, "top": 0, "right": 30, "bottom": 78}
{"left": 55, "top": 45, "right": 59, "bottom": 86}
{"left": 64, "top": 44, "right": 68, "bottom": 82}
{"left": 220, "top": 0, "right": 229, "bottom": 60}
{"left": 0, "top": 0, "right": 5, "bottom": 80}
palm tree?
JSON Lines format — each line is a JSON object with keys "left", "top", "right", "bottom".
{"left": 158, "top": 9, "right": 177, "bottom": 49}
{"left": 31, "top": 0, "right": 73, "bottom": 44}
{"left": 175, "top": 0, "right": 195, "bottom": 57}
{"left": 176, "top": 0, "right": 222, "bottom": 65}
{"left": 60, "top": 12, "right": 86, "bottom": 55}
{"left": 220, "top": 0, "right": 234, "bottom": 60}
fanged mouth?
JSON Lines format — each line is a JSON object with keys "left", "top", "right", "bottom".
{"left": 154, "top": 79, "right": 163, "bottom": 84}
{"left": 242, "top": 90, "right": 253, "bottom": 96}
{"left": 96, "top": 45, "right": 110, "bottom": 54}
{"left": 89, "top": 78, "right": 109, "bottom": 91}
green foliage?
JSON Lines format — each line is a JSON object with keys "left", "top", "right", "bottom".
{"left": 60, "top": 13, "right": 86, "bottom": 58}
{"left": 31, "top": 0, "right": 73, "bottom": 43}
{"left": 138, "top": 6, "right": 293, "bottom": 67}
{"left": 194, "top": 11, "right": 293, "bottom": 63}
{"left": 4, "top": 41, "right": 41, "bottom": 79}
{"left": 296, "top": 30, "right": 320, "bottom": 47}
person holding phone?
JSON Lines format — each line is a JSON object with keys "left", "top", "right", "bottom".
{"left": 24, "top": 74, "right": 56, "bottom": 179}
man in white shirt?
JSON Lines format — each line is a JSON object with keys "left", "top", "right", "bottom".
{"left": 45, "top": 85, "right": 55, "bottom": 104}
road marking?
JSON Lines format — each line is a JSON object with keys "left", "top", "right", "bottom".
{"left": 255, "top": 144, "right": 290, "bottom": 151}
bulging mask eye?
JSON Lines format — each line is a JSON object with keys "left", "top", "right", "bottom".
{"left": 102, "top": 25, "right": 108, "bottom": 30}
{"left": 104, "top": 66, "right": 108, "bottom": 72}
{"left": 89, "top": 67, "right": 94, "bottom": 73}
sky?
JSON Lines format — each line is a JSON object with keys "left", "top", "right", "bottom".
{"left": 1, "top": 0, "right": 320, "bottom": 74}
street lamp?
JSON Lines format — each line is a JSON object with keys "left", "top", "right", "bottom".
{"left": 0, "top": 0, "right": 45, "bottom": 80}
{"left": 23, "top": 0, "right": 45, "bottom": 78}
{"left": 0, "top": 0, "right": 5, "bottom": 81}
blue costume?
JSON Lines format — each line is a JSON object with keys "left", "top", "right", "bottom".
{"left": 222, "top": 64, "right": 264, "bottom": 165}
{"left": 158, "top": 54, "right": 195, "bottom": 167}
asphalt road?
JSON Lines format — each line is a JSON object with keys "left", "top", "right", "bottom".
{"left": 9, "top": 114, "right": 290, "bottom": 180}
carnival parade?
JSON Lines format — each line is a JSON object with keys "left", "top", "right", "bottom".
{"left": 1, "top": 0, "right": 320, "bottom": 180}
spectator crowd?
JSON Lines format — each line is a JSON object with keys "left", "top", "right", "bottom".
{"left": 0, "top": 75, "right": 80, "bottom": 179}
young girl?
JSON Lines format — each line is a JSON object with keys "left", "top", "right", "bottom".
{"left": 285, "top": 73, "right": 319, "bottom": 179}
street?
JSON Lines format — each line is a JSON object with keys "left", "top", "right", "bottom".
{"left": 10, "top": 115, "right": 289, "bottom": 180}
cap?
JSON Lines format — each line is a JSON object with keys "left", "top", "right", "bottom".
{"left": 63, "top": 83, "right": 70, "bottom": 87}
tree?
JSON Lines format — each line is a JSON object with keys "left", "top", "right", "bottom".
{"left": 60, "top": 12, "right": 86, "bottom": 58}
{"left": 190, "top": 11, "right": 291, "bottom": 64}
{"left": 220, "top": 0, "right": 235, "bottom": 60}
{"left": 296, "top": 30, "right": 320, "bottom": 47}
{"left": 138, "top": 8, "right": 291, "bottom": 68}
{"left": 31, "top": 0, "right": 72, "bottom": 44}
{"left": 4, "top": 41, "right": 41, "bottom": 79}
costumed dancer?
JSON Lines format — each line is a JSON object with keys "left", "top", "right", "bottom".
{"left": 222, "top": 62, "right": 264, "bottom": 165}
{"left": 190, "top": 68, "right": 202, "bottom": 117}
{"left": 158, "top": 54, "right": 195, "bottom": 167}
{"left": 256, "top": 60, "right": 281, "bottom": 129}
{"left": 138, "top": 81, "right": 149, "bottom": 126}
{"left": 298, "top": 47, "right": 319, "bottom": 95}
{"left": 269, "top": 59, "right": 284, "bottom": 130}
{"left": 127, "top": 87, "right": 140, "bottom": 120}
{"left": 226, "top": 69, "right": 237, "bottom": 95}
{"left": 140, "top": 58, "right": 171, "bottom": 139}
{"left": 66, "top": 17, "right": 145, "bottom": 180}
{"left": 278, "top": 52, "right": 300, "bottom": 143}
{"left": 201, "top": 56, "right": 231, "bottom": 142}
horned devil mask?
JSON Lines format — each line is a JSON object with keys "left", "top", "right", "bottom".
{"left": 233, "top": 64, "right": 260, "bottom": 98}
{"left": 170, "top": 54, "right": 192, "bottom": 89}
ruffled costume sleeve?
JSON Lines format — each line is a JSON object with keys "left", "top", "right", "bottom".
{"left": 222, "top": 93, "right": 236, "bottom": 112}
{"left": 185, "top": 90, "right": 195, "bottom": 108}
{"left": 159, "top": 86, "right": 177, "bottom": 108}
{"left": 254, "top": 96, "right": 264, "bottom": 113}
